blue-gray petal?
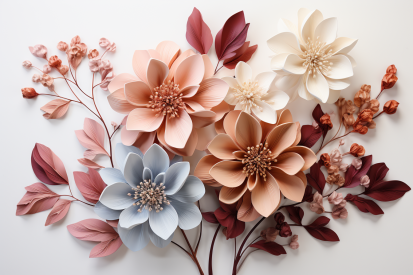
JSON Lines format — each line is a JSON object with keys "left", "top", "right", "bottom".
{"left": 118, "top": 222, "right": 150, "bottom": 252}
{"left": 99, "top": 168, "right": 126, "bottom": 186}
{"left": 169, "top": 175, "right": 205, "bottom": 203}
{"left": 169, "top": 155, "right": 183, "bottom": 167}
{"left": 148, "top": 226, "right": 174, "bottom": 248}
{"left": 142, "top": 167, "right": 153, "bottom": 182}
{"left": 123, "top": 152, "right": 144, "bottom": 188}
{"left": 169, "top": 199, "right": 202, "bottom": 230}
{"left": 164, "top": 162, "right": 190, "bottom": 195}
{"left": 115, "top": 143, "right": 143, "bottom": 172}
{"left": 94, "top": 201, "right": 122, "bottom": 220}
{"left": 143, "top": 144, "right": 169, "bottom": 176}
{"left": 119, "top": 206, "right": 149, "bottom": 229}
{"left": 148, "top": 203, "right": 178, "bottom": 240}
{"left": 99, "top": 182, "right": 135, "bottom": 210}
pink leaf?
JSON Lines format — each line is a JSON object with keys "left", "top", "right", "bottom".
{"left": 16, "top": 182, "right": 59, "bottom": 216}
{"left": 75, "top": 118, "right": 108, "bottom": 156}
{"left": 215, "top": 11, "right": 249, "bottom": 61}
{"left": 186, "top": 7, "right": 213, "bottom": 54}
{"left": 45, "top": 199, "right": 72, "bottom": 226}
{"left": 77, "top": 158, "right": 104, "bottom": 169}
{"left": 298, "top": 125, "right": 323, "bottom": 148}
{"left": 344, "top": 155, "right": 372, "bottom": 188}
{"left": 89, "top": 237, "right": 122, "bottom": 258}
{"left": 223, "top": 41, "right": 258, "bottom": 69}
{"left": 73, "top": 168, "right": 107, "bottom": 204}
{"left": 345, "top": 194, "right": 384, "bottom": 215}
{"left": 84, "top": 150, "right": 98, "bottom": 160}
{"left": 250, "top": 240, "right": 286, "bottom": 256}
{"left": 40, "top": 99, "right": 70, "bottom": 119}
{"left": 31, "top": 143, "right": 69, "bottom": 185}
{"left": 67, "top": 219, "right": 122, "bottom": 258}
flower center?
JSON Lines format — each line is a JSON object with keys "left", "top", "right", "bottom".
{"left": 230, "top": 81, "right": 271, "bottom": 113}
{"left": 127, "top": 179, "right": 170, "bottom": 212}
{"left": 241, "top": 143, "right": 276, "bottom": 181}
{"left": 148, "top": 81, "right": 185, "bottom": 119}
{"left": 302, "top": 36, "right": 334, "bottom": 78}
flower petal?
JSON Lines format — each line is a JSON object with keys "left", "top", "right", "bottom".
{"left": 126, "top": 108, "right": 164, "bottom": 132}
{"left": 278, "top": 18, "right": 299, "bottom": 38}
{"left": 208, "top": 134, "right": 239, "bottom": 160}
{"left": 261, "top": 90, "right": 289, "bottom": 111}
{"left": 254, "top": 72, "right": 276, "bottom": 92}
{"left": 164, "top": 162, "right": 190, "bottom": 195}
{"left": 166, "top": 49, "right": 196, "bottom": 82}
{"left": 325, "top": 76, "right": 351, "bottom": 90}
{"left": 210, "top": 161, "right": 246, "bottom": 187}
{"left": 169, "top": 175, "right": 205, "bottom": 203}
{"left": 251, "top": 101, "right": 277, "bottom": 124}
{"left": 124, "top": 81, "right": 152, "bottom": 106}
{"left": 266, "top": 122, "right": 297, "bottom": 157}
{"left": 118, "top": 222, "right": 150, "bottom": 251}
{"left": 99, "top": 168, "right": 126, "bottom": 186}
{"left": 146, "top": 59, "right": 169, "bottom": 90}
{"left": 194, "top": 155, "right": 223, "bottom": 187}
{"left": 148, "top": 225, "right": 174, "bottom": 248}
{"left": 149, "top": 203, "right": 178, "bottom": 240}
{"left": 123, "top": 153, "right": 145, "bottom": 187}
{"left": 325, "top": 90, "right": 341, "bottom": 104}
{"left": 270, "top": 168, "right": 305, "bottom": 202}
{"left": 306, "top": 73, "right": 329, "bottom": 103}
{"left": 191, "top": 78, "right": 229, "bottom": 109}
{"left": 202, "top": 54, "right": 214, "bottom": 80}
{"left": 107, "top": 88, "right": 137, "bottom": 114}
{"left": 326, "top": 55, "right": 353, "bottom": 79}
{"left": 120, "top": 127, "right": 140, "bottom": 146}
{"left": 298, "top": 73, "right": 315, "bottom": 100}
{"left": 119, "top": 206, "right": 149, "bottom": 229}
{"left": 251, "top": 172, "right": 280, "bottom": 217}
{"left": 224, "top": 110, "right": 242, "bottom": 144}
{"left": 115, "top": 143, "right": 144, "bottom": 172}
{"left": 174, "top": 54, "right": 204, "bottom": 88}
{"left": 189, "top": 110, "right": 216, "bottom": 128}
{"left": 237, "top": 190, "right": 261, "bottom": 222}
{"left": 314, "top": 17, "right": 337, "bottom": 45}
{"left": 169, "top": 199, "right": 202, "bottom": 230}
{"left": 155, "top": 41, "right": 180, "bottom": 68}
{"left": 143, "top": 144, "right": 170, "bottom": 177}
{"left": 274, "top": 152, "right": 305, "bottom": 175}
{"left": 132, "top": 131, "right": 157, "bottom": 154}
{"left": 181, "top": 85, "right": 200, "bottom": 98}
{"left": 219, "top": 180, "right": 248, "bottom": 204}
{"left": 235, "top": 62, "right": 253, "bottom": 86}
{"left": 94, "top": 201, "right": 122, "bottom": 220}
{"left": 132, "top": 50, "right": 151, "bottom": 84}
{"left": 165, "top": 110, "right": 193, "bottom": 148}
{"left": 108, "top": 73, "right": 139, "bottom": 93}
{"left": 283, "top": 54, "right": 307, "bottom": 75}
{"left": 329, "top": 37, "right": 358, "bottom": 55}
{"left": 157, "top": 123, "right": 198, "bottom": 157}
{"left": 247, "top": 174, "right": 257, "bottom": 190}
{"left": 301, "top": 9, "right": 323, "bottom": 42}
{"left": 235, "top": 112, "right": 262, "bottom": 151}
{"left": 99, "top": 182, "right": 135, "bottom": 210}
{"left": 282, "top": 146, "right": 317, "bottom": 171}
{"left": 195, "top": 125, "right": 217, "bottom": 151}
{"left": 267, "top": 32, "right": 302, "bottom": 55}
{"left": 142, "top": 167, "right": 153, "bottom": 182}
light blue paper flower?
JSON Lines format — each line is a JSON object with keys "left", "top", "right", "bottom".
{"left": 94, "top": 143, "right": 205, "bottom": 251}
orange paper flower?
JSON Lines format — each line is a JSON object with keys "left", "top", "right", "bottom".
{"left": 195, "top": 110, "right": 316, "bottom": 218}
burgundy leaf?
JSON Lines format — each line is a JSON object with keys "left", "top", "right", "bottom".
{"left": 307, "top": 216, "right": 330, "bottom": 227}
{"left": 215, "top": 11, "right": 249, "bottom": 61}
{"left": 306, "top": 163, "right": 326, "bottom": 194}
{"left": 223, "top": 41, "right": 258, "bottom": 69}
{"left": 31, "top": 143, "right": 69, "bottom": 185}
{"left": 312, "top": 104, "right": 329, "bottom": 139}
{"left": 202, "top": 212, "right": 219, "bottom": 224}
{"left": 45, "top": 199, "right": 72, "bottom": 226}
{"left": 345, "top": 194, "right": 384, "bottom": 215}
{"left": 67, "top": 219, "right": 122, "bottom": 258}
{"left": 186, "top": 7, "right": 213, "bottom": 54}
{"left": 344, "top": 155, "right": 373, "bottom": 188}
{"left": 286, "top": 206, "right": 304, "bottom": 225}
{"left": 304, "top": 226, "right": 340, "bottom": 242}
{"left": 250, "top": 240, "right": 287, "bottom": 256}
{"left": 302, "top": 185, "right": 314, "bottom": 202}
{"left": 225, "top": 217, "right": 245, "bottom": 239}
{"left": 367, "top": 163, "right": 390, "bottom": 187}
{"left": 73, "top": 168, "right": 107, "bottom": 204}
{"left": 363, "top": 180, "right": 411, "bottom": 202}
{"left": 298, "top": 125, "right": 323, "bottom": 148}
{"left": 16, "top": 182, "right": 59, "bottom": 215}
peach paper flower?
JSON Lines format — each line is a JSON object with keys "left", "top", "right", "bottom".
{"left": 107, "top": 41, "right": 230, "bottom": 157}
{"left": 195, "top": 110, "right": 316, "bottom": 218}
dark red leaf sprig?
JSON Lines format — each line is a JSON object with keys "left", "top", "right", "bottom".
{"left": 286, "top": 206, "right": 340, "bottom": 242}
{"left": 345, "top": 194, "right": 384, "bottom": 215}
{"left": 186, "top": 8, "right": 257, "bottom": 74}
{"left": 343, "top": 155, "right": 372, "bottom": 188}
{"left": 298, "top": 104, "right": 331, "bottom": 148}
{"left": 306, "top": 163, "right": 326, "bottom": 194}
{"left": 250, "top": 240, "right": 286, "bottom": 256}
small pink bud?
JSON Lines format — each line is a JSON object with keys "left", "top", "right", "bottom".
{"left": 22, "top": 60, "right": 32, "bottom": 68}
{"left": 58, "top": 65, "right": 69, "bottom": 75}
{"left": 99, "top": 38, "right": 111, "bottom": 48}
{"left": 360, "top": 175, "right": 370, "bottom": 188}
{"left": 111, "top": 121, "right": 118, "bottom": 128}
{"left": 43, "top": 64, "right": 52, "bottom": 74}
{"left": 328, "top": 191, "right": 344, "bottom": 205}
{"left": 57, "top": 41, "right": 68, "bottom": 52}
{"left": 339, "top": 139, "right": 345, "bottom": 146}
{"left": 29, "top": 44, "right": 47, "bottom": 59}
{"left": 107, "top": 42, "right": 116, "bottom": 52}
{"left": 351, "top": 158, "right": 362, "bottom": 170}
{"left": 32, "top": 74, "right": 41, "bottom": 83}
{"left": 21, "top": 87, "right": 39, "bottom": 98}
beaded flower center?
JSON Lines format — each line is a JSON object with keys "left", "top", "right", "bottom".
{"left": 241, "top": 143, "right": 276, "bottom": 181}
{"left": 230, "top": 81, "right": 270, "bottom": 113}
{"left": 127, "top": 179, "right": 170, "bottom": 212}
{"left": 148, "top": 81, "right": 185, "bottom": 119}
{"left": 302, "top": 37, "right": 334, "bottom": 78}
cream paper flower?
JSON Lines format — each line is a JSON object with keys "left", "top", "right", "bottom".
{"left": 222, "top": 62, "right": 289, "bottom": 124}
{"left": 267, "top": 8, "right": 357, "bottom": 103}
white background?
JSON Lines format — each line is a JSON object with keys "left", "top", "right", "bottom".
{"left": 1, "top": 0, "right": 412, "bottom": 274}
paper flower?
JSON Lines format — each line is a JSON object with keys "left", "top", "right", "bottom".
{"left": 222, "top": 61, "right": 289, "bottom": 124}
{"left": 195, "top": 110, "right": 316, "bottom": 217}
{"left": 268, "top": 8, "right": 357, "bottom": 103}
{"left": 94, "top": 143, "right": 205, "bottom": 251}
{"left": 107, "top": 41, "right": 229, "bottom": 156}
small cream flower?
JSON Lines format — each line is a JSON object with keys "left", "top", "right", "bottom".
{"left": 267, "top": 8, "right": 357, "bottom": 103}
{"left": 222, "top": 62, "right": 289, "bottom": 124}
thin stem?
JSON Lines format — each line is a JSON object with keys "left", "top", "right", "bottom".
{"left": 316, "top": 131, "right": 353, "bottom": 154}
{"left": 234, "top": 238, "right": 237, "bottom": 261}
{"left": 213, "top": 61, "right": 222, "bottom": 75}
{"left": 38, "top": 93, "right": 80, "bottom": 103}
{"left": 195, "top": 201, "right": 202, "bottom": 255}
{"left": 180, "top": 229, "right": 204, "bottom": 275}
{"left": 171, "top": 241, "right": 191, "bottom": 257}
{"left": 373, "top": 111, "right": 384, "bottom": 119}
{"left": 376, "top": 89, "right": 384, "bottom": 99}
{"left": 58, "top": 195, "right": 94, "bottom": 206}
{"left": 240, "top": 236, "right": 260, "bottom": 259}
{"left": 53, "top": 77, "right": 77, "bottom": 85}
{"left": 236, "top": 249, "right": 259, "bottom": 273}
{"left": 110, "top": 125, "right": 121, "bottom": 139}
{"left": 209, "top": 224, "right": 221, "bottom": 275}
